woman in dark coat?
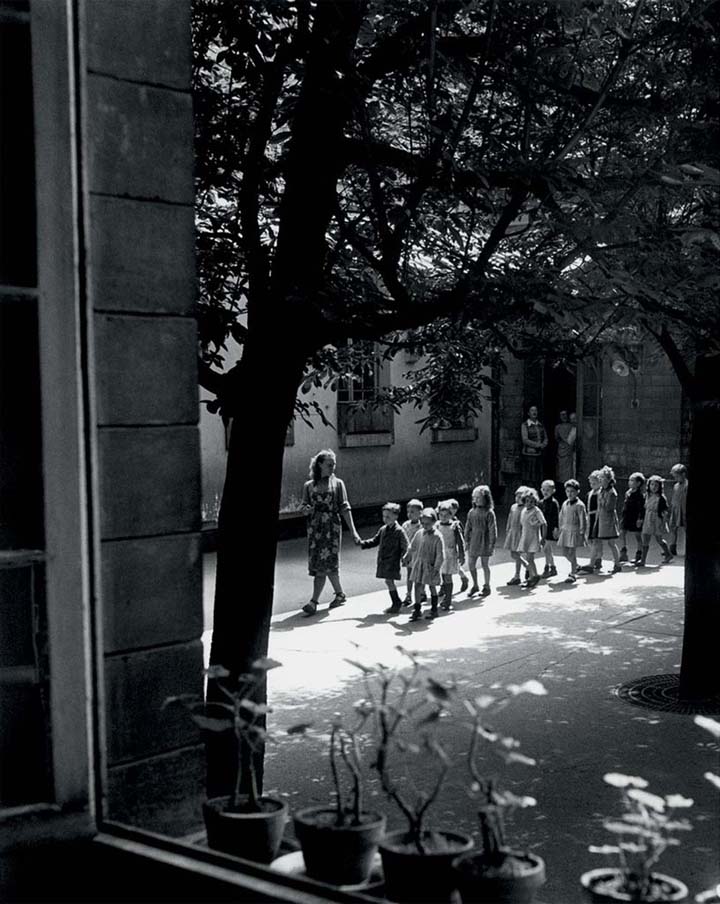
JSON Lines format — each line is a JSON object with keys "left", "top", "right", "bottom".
{"left": 521, "top": 405, "right": 548, "bottom": 487}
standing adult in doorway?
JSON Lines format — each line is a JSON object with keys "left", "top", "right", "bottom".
{"left": 300, "top": 449, "right": 361, "bottom": 616}
{"left": 521, "top": 405, "right": 548, "bottom": 488}
{"left": 555, "top": 410, "right": 577, "bottom": 483}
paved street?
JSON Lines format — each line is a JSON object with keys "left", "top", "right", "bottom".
{"left": 201, "top": 538, "right": 718, "bottom": 903}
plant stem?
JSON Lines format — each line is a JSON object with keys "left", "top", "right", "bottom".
{"left": 329, "top": 725, "right": 344, "bottom": 825}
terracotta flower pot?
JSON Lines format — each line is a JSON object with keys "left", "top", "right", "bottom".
{"left": 580, "top": 867, "right": 689, "bottom": 902}
{"left": 294, "top": 806, "right": 386, "bottom": 886}
{"left": 379, "top": 829, "right": 474, "bottom": 903}
{"left": 202, "top": 795, "right": 288, "bottom": 863}
{"left": 452, "top": 849, "right": 546, "bottom": 903}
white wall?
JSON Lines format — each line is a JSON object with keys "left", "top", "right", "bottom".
{"left": 200, "top": 354, "right": 492, "bottom": 519}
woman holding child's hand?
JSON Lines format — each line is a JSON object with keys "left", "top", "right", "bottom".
{"left": 300, "top": 449, "right": 360, "bottom": 616}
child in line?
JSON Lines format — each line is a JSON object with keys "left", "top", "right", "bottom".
{"left": 640, "top": 476, "right": 672, "bottom": 566}
{"left": 403, "top": 507, "right": 445, "bottom": 621}
{"left": 557, "top": 479, "right": 587, "bottom": 583}
{"left": 464, "top": 485, "right": 497, "bottom": 597}
{"left": 579, "top": 470, "right": 602, "bottom": 573}
{"left": 518, "top": 488, "right": 547, "bottom": 588}
{"left": 401, "top": 499, "right": 424, "bottom": 605}
{"left": 539, "top": 480, "right": 559, "bottom": 578}
{"left": 358, "top": 503, "right": 409, "bottom": 614}
{"left": 595, "top": 465, "right": 621, "bottom": 574}
{"left": 669, "top": 464, "right": 688, "bottom": 556}
{"left": 619, "top": 472, "right": 645, "bottom": 565}
{"left": 505, "top": 485, "right": 529, "bottom": 586}
{"left": 448, "top": 498, "right": 470, "bottom": 594}
{"left": 437, "top": 501, "right": 466, "bottom": 611}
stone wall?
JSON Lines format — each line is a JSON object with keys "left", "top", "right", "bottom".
{"left": 84, "top": 0, "right": 204, "bottom": 833}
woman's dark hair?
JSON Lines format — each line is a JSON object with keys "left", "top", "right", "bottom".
{"left": 309, "top": 449, "right": 336, "bottom": 482}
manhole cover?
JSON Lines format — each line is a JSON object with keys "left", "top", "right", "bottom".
{"left": 614, "top": 674, "right": 720, "bottom": 715}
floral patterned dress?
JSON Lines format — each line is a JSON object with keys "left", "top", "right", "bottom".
{"left": 302, "top": 476, "right": 350, "bottom": 577}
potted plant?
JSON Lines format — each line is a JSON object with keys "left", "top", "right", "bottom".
{"left": 451, "top": 680, "right": 547, "bottom": 903}
{"left": 164, "top": 659, "right": 288, "bottom": 863}
{"left": 580, "top": 772, "right": 692, "bottom": 902}
{"left": 350, "top": 647, "right": 473, "bottom": 903}
{"left": 292, "top": 711, "right": 386, "bottom": 887}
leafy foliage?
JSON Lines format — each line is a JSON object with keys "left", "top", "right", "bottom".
{"left": 193, "top": 0, "right": 719, "bottom": 424}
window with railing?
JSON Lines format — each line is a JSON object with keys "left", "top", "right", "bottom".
{"left": 337, "top": 344, "right": 393, "bottom": 440}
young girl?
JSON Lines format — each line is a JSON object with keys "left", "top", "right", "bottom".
{"left": 504, "top": 486, "right": 529, "bottom": 586}
{"left": 640, "top": 476, "right": 672, "bottom": 566}
{"left": 595, "top": 465, "right": 621, "bottom": 574}
{"left": 557, "top": 479, "right": 588, "bottom": 582}
{"left": 518, "top": 488, "right": 547, "bottom": 588}
{"left": 401, "top": 499, "right": 424, "bottom": 604}
{"left": 578, "top": 470, "right": 602, "bottom": 574}
{"left": 539, "top": 479, "right": 559, "bottom": 578}
{"left": 448, "top": 498, "right": 470, "bottom": 594}
{"left": 668, "top": 464, "right": 688, "bottom": 557}
{"left": 619, "top": 472, "right": 646, "bottom": 565}
{"left": 464, "top": 485, "right": 497, "bottom": 597}
{"left": 403, "top": 508, "right": 445, "bottom": 621}
{"left": 437, "top": 501, "right": 466, "bottom": 611}
{"left": 359, "top": 503, "right": 409, "bottom": 614}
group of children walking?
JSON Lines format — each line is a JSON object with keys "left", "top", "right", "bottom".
{"left": 356, "top": 464, "right": 688, "bottom": 622}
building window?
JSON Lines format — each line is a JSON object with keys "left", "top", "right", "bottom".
{"left": 337, "top": 344, "right": 393, "bottom": 446}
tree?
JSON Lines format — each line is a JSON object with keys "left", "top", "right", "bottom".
{"left": 192, "top": 0, "right": 719, "bottom": 790}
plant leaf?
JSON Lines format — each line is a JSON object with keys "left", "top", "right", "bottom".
{"left": 286, "top": 722, "right": 313, "bottom": 735}
{"left": 252, "top": 657, "right": 283, "bottom": 671}
{"left": 191, "top": 714, "right": 233, "bottom": 733}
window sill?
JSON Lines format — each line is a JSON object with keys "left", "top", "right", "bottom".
{"left": 339, "top": 432, "right": 393, "bottom": 448}
{"left": 0, "top": 804, "right": 93, "bottom": 851}
{"left": 431, "top": 428, "right": 478, "bottom": 444}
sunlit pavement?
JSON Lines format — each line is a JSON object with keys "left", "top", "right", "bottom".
{"left": 256, "top": 553, "right": 718, "bottom": 904}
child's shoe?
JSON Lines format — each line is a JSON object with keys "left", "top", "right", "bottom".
{"left": 459, "top": 576, "right": 469, "bottom": 594}
{"left": 385, "top": 603, "right": 402, "bottom": 614}
{"left": 409, "top": 607, "right": 422, "bottom": 622}
{"left": 618, "top": 546, "right": 628, "bottom": 563}
{"left": 576, "top": 564, "right": 594, "bottom": 574}
{"left": 661, "top": 551, "right": 674, "bottom": 563}
{"left": 526, "top": 575, "right": 540, "bottom": 589}
{"left": 611, "top": 563, "right": 622, "bottom": 574}
{"left": 328, "top": 592, "right": 346, "bottom": 609}
{"left": 468, "top": 584, "right": 480, "bottom": 597}
{"left": 302, "top": 600, "right": 319, "bottom": 616}
{"left": 593, "top": 558, "right": 603, "bottom": 571}
{"left": 481, "top": 585, "right": 491, "bottom": 597}
{"left": 564, "top": 574, "right": 577, "bottom": 584}
{"left": 425, "top": 608, "right": 438, "bottom": 619}
{"left": 541, "top": 563, "right": 551, "bottom": 578}
{"left": 385, "top": 591, "right": 402, "bottom": 614}
{"left": 440, "top": 599, "right": 453, "bottom": 611}
{"left": 507, "top": 576, "right": 522, "bottom": 586}
{"left": 548, "top": 565, "right": 557, "bottom": 577}
{"left": 633, "top": 549, "right": 643, "bottom": 566}
{"left": 402, "top": 595, "right": 413, "bottom": 606}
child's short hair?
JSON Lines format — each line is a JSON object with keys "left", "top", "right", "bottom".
{"left": 472, "top": 485, "right": 494, "bottom": 509}
{"left": 588, "top": 470, "right": 602, "bottom": 482}
{"left": 515, "top": 484, "right": 530, "bottom": 498}
{"left": 628, "top": 471, "right": 646, "bottom": 487}
{"left": 541, "top": 479, "right": 556, "bottom": 493}
{"left": 437, "top": 500, "right": 452, "bottom": 513}
{"left": 670, "top": 463, "right": 687, "bottom": 477}
{"left": 447, "top": 498, "right": 459, "bottom": 510}
{"left": 564, "top": 479, "right": 580, "bottom": 492}
{"left": 523, "top": 488, "right": 539, "bottom": 502}
{"left": 407, "top": 498, "right": 423, "bottom": 511}
{"left": 599, "top": 465, "right": 616, "bottom": 486}
{"left": 383, "top": 502, "right": 401, "bottom": 515}
{"left": 421, "top": 507, "right": 437, "bottom": 521}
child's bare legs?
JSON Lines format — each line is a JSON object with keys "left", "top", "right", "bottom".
{"left": 542, "top": 541, "right": 557, "bottom": 577}
{"left": 526, "top": 552, "right": 538, "bottom": 579}
{"left": 404, "top": 568, "right": 413, "bottom": 604}
{"left": 563, "top": 546, "right": 578, "bottom": 582}
{"left": 440, "top": 574, "right": 454, "bottom": 610}
{"left": 410, "top": 582, "right": 424, "bottom": 620}
{"left": 468, "top": 557, "right": 479, "bottom": 594}
{"left": 619, "top": 531, "right": 629, "bottom": 562}
{"left": 507, "top": 552, "right": 527, "bottom": 584}
{"left": 426, "top": 584, "right": 440, "bottom": 619}
{"left": 480, "top": 556, "right": 491, "bottom": 596}
{"left": 457, "top": 562, "right": 469, "bottom": 593}
{"left": 607, "top": 541, "right": 620, "bottom": 572}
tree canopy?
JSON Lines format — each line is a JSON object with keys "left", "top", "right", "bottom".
{"left": 193, "top": 0, "right": 719, "bottom": 426}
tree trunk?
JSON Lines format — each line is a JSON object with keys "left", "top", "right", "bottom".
{"left": 206, "top": 333, "right": 309, "bottom": 796}
{"left": 679, "top": 354, "right": 720, "bottom": 701}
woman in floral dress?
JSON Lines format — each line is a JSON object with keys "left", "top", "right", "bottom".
{"left": 300, "top": 449, "right": 360, "bottom": 615}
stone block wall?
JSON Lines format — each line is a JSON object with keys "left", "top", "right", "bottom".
{"left": 83, "top": 0, "right": 204, "bottom": 832}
